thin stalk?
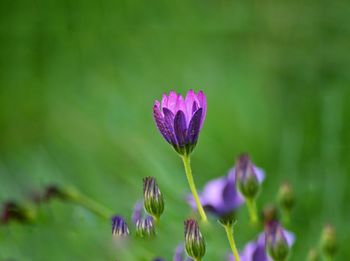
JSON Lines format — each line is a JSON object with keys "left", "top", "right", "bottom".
{"left": 70, "top": 192, "right": 113, "bottom": 219}
{"left": 181, "top": 155, "right": 207, "bottom": 222}
{"left": 224, "top": 223, "right": 241, "bottom": 261}
{"left": 246, "top": 198, "right": 258, "bottom": 224}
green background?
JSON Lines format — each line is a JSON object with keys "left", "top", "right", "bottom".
{"left": 0, "top": 0, "right": 349, "bottom": 260}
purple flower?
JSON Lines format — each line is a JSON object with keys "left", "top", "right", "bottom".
{"left": 265, "top": 221, "right": 295, "bottom": 261}
{"left": 111, "top": 215, "right": 130, "bottom": 236}
{"left": 153, "top": 90, "right": 207, "bottom": 155}
{"left": 235, "top": 154, "right": 265, "bottom": 199}
{"left": 227, "top": 224, "right": 294, "bottom": 261}
{"left": 188, "top": 167, "right": 244, "bottom": 221}
{"left": 132, "top": 200, "right": 144, "bottom": 224}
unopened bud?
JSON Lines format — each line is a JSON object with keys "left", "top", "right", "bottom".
{"left": 184, "top": 219, "right": 206, "bottom": 260}
{"left": 136, "top": 216, "right": 156, "bottom": 237}
{"left": 277, "top": 182, "right": 295, "bottom": 212}
{"left": 262, "top": 204, "right": 279, "bottom": 224}
{"left": 235, "top": 154, "right": 261, "bottom": 199}
{"left": 266, "top": 221, "right": 291, "bottom": 261}
{"left": 321, "top": 224, "right": 337, "bottom": 258}
{"left": 143, "top": 177, "right": 164, "bottom": 220}
{"left": 111, "top": 216, "right": 130, "bottom": 236}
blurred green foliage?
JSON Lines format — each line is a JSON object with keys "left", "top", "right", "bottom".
{"left": 0, "top": 0, "right": 350, "bottom": 260}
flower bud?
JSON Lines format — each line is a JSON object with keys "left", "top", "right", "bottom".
{"left": 235, "top": 154, "right": 261, "bottom": 199}
{"left": 136, "top": 216, "right": 156, "bottom": 237}
{"left": 143, "top": 177, "right": 164, "bottom": 220}
{"left": 262, "top": 204, "right": 279, "bottom": 224}
{"left": 265, "top": 221, "right": 291, "bottom": 261}
{"left": 111, "top": 216, "right": 130, "bottom": 236}
{"left": 320, "top": 224, "right": 337, "bottom": 258}
{"left": 1, "top": 201, "right": 36, "bottom": 224}
{"left": 307, "top": 248, "right": 320, "bottom": 261}
{"left": 277, "top": 182, "right": 295, "bottom": 212}
{"left": 184, "top": 219, "right": 206, "bottom": 260}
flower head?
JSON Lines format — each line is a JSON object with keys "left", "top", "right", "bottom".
{"left": 143, "top": 177, "right": 164, "bottom": 220}
{"left": 153, "top": 90, "right": 207, "bottom": 155}
{"left": 184, "top": 219, "right": 206, "bottom": 260}
{"left": 136, "top": 215, "right": 156, "bottom": 237}
{"left": 111, "top": 215, "right": 130, "bottom": 236}
{"left": 235, "top": 154, "right": 265, "bottom": 199}
{"left": 320, "top": 224, "right": 337, "bottom": 259}
{"left": 228, "top": 225, "right": 294, "bottom": 261}
{"left": 265, "top": 221, "right": 295, "bottom": 261}
{"left": 188, "top": 167, "right": 244, "bottom": 221}
{"left": 277, "top": 182, "right": 295, "bottom": 212}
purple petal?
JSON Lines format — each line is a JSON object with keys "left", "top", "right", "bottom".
{"left": 161, "top": 94, "right": 168, "bottom": 109}
{"left": 174, "top": 110, "right": 187, "bottom": 146}
{"left": 185, "top": 90, "right": 196, "bottom": 123}
{"left": 175, "top": 94, "right": 186, "bottom": 116}
{"left": 153, "top": 102, "right": 171, "bottom": 143}
{"left": 167, "top": 91, "right": 178, "bottom": 113}
{"left": 201, "top": 177, "right": 228, "bottom": 210}
{"left": 132, "top": 201, "right": 143, "bottom": 224}
{"left": 163, "top": 108, "right": 177, "bottom": 146}
{"left": 173, "top": 244, "right": 184, "bottom": 261}
{"left": 283, "top": 229, "right": 296, "bottom": 247}
{"left": 197, "top": 90, "right": 207, "bottom": 129}
{"left": 239, "top": 233, "right": 270, "bottom": 261}
{"left": 222, "top": 180, "right": 245, "bottom": 210}
{"left": 192, "top": 101, "right": 199, "bottom": 115}
{"left": 253, "top": 167, "right": 265, "bottom": 183}
{"left": 187, "top": 108, "right": 202, "bottom": 145}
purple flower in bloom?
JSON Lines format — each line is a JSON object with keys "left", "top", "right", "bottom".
{"left": 228, "top": 223, "right": 294, "bottom": 261}
{"left": 153, "top": 90, "right": 207, "bottom": 155}
{"left": 188, "top": 167, "right": 244, "bottom": 221}
{"left": 111, "top": 215, "right": 130, "bottom": 236}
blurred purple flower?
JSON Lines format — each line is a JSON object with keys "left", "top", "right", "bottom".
{"left": 235, "top": 154, "right": 265, "bottom": 199}
{"left": 153, "top": 90, "right": 207, "bottom": 155}
{"left": 228, "top": 223, "right": 294, "bottom": 261}
{"left": 265, "top": 221, "right": 295, "bottom": 261}
{"left": 187, "top": 167, "right": 244, "bottom": 220}
{"left": 132, "top": 200, "right": 144, "bottom": 224}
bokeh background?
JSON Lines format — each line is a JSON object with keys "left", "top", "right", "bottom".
{"left": 1, "top": 0, "right": 350, "bottom": 260}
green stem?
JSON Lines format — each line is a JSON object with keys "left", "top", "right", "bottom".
{"left": 281, "top": 209, "right": 290, "bottom": 226}
{"left": 224, "top": 223, "right": 241, "bottom": 261}
{"left": 181, "top": 155, "right": 207, "bottom": 222}
{"left": 246, "top": 198, "right": 258, "bottom": 224}
{"left": 70, "top": 192, "right": 113, "bottom": 219}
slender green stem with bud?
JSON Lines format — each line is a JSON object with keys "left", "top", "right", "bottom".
{"left": 181, "top": 155, "right": 207, "bottom": 222}
{"left": 246, "top": 198, "right": 258, "bottom": 225}
{"left": 70, "top": 192, "right": 113, "bottom": 219}
{"left": 224, "top": 223, "right": 241, "bottom": 261}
